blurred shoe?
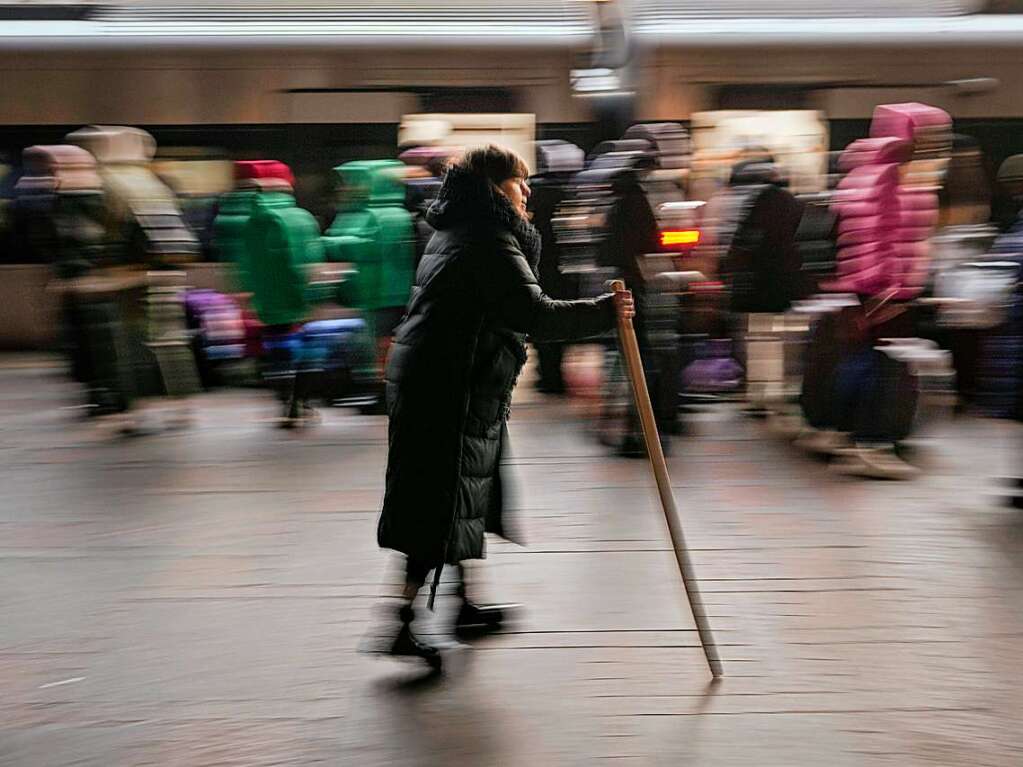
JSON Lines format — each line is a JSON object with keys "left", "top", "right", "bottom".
{"left": 864, "top": 447, "right": 919, "bottom": 480}
{"left": 618, "top": 434, "right": 646, "bottom": 458}
{"left": 64, "top": 402, "right": 99, "bottom": 421}
{"left": 164, "top": 404, "right": 194, "bottom": 431}
{"left": 277, "top": 404, "right": 319, "bottom": 430}
{"left": 454, "top": 599, "right": 518, "bottom": 639}
{"left": 358, "top": 397, "right": 387, "bottom": 416}
{"left": 277, "top": 415, "right": 304, "bottom": 430}
{"left": 663, "top": 418, "right": 687, "bottom": 436}
{"left": 617, "top": 433, "right": 672, "bottom": 458}
{"left": 106, "top": 411, "right": 149, "bottom": 437}
{"left": 831, "top": 445, "right": 919, "bottom": 480}
{"left": 741, "top": 403, "right": 770, "bottom": 418}
{"left": 362, "top": 605, "right": 442, "bottom": 670}
{"left": 390, "top": 627, "right": 442, "bottom": 669}
{"left": 767, "top": 411, "right": 804, "bottom": 439}
{"left": 998, "top": 479, "right": 1023, "bottom": 508}
{"left": 88, "top": 388, "right": 126, "bottom": 418}
{"left": 795, "top": 428, "right": 850, "bottom": 455}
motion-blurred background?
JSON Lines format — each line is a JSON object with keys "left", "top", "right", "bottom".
{"left": 4, "top": 3, "right": 1023, "bottom": 764}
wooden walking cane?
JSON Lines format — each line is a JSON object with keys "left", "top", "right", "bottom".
{"left": 610, "top": 280, "right": 723, "bottom": 678}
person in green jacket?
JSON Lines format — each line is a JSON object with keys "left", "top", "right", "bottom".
{"left": 214, "top": 161, "right": 297, "bottom": 293}
{"left": 213, "top": 186, "right": 260, "bottom": 284}
{"left": 325, "top": 160, "right": 416, "bottom": 372}
{"left": 241, "top": 178, "right": 326, "bottom": 426}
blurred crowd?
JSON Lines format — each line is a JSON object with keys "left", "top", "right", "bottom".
{"left": 3, "top": 105, "right": 1023, "bottom": 490}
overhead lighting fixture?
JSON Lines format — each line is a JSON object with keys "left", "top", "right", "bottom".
{"left": 570, "top": 67, "right": 633, "bottom": 97}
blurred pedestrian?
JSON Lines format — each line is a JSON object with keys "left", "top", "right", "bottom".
{"left": 371, "top": 145, "right": 634, "bottom": 669}
{"left": 238, "top": 167, "right": 326, "bottom": 428}
{"left": 597, "top": 150, "right": 678, "bottom": 451}
{"left": 326, "top": 160, "right": 417, "bottom": 412}
{"left": 719, "top": 159, "right": 804, "bottom": 315}
{"left": 983, "top": 156, "right": 1023, "bottom": 506}
{"left": 399, "top": 147, "right": 457, "bottom": 270}
{"left": 529, "top": 140, "right": 585, "bottom": 394}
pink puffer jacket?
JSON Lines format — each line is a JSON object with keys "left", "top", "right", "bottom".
{"left": 893, "top": 186, "right": 940, "bottom": 300}
{"left": 870, "top": 102, "right": 952, "bottom": 147}
{"left": 825, "top": 136, "right": 911, "bottom": 298}
{"left": 870, "top": 103, "right": 951, "bottom": 300}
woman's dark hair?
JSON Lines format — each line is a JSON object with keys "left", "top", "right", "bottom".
{"left": 455, "top": 145, "right": 530, "bottom": 187}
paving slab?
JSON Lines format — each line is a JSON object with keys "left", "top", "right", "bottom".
{"left": 1, "top": 354, "right": 1022, "bottom": 765}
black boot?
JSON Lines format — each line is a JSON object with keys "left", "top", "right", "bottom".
{"left": 618, "top": 433, "right": 646, "bottom": 458}
{"left": 389, "top": 606, "right": 442, "bottom": 669}
{"left": 455, "top": 600, "right": 503, "bottom": 637}
{"left": 454, "top": 564, "right": 519, "bottom": 639}
{"left": 454, "top": 597, "right": 518, "bottom": 639}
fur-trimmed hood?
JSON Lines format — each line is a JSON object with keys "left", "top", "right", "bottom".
{"left": 425, "top": 165, "right": 541, "bottom": 273}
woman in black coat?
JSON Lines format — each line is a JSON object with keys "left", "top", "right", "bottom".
{"left": 374, "top": 146, "right": 633, "bottom": 667}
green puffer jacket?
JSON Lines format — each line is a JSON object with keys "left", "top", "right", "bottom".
{"left": 213, "top": 189, "right": 258, "bottom": 285}
{"left": 377, "top": 166, "right": 616, "bottom": 567}
{"left": 241, "top": 194, "right": 325, "bottom": 327}
{"left": 215, "top": 190, "right": 295, "bottom": 293}
{"left": 325, "top": 160, "right": 415, "bottom": 314}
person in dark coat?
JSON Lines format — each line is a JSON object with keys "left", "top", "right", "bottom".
{"left": 403, "top": 154, "right": 449, "bottom": 271}
{"left": 719, "top": 162, "right": 805, "bottom": 315}
{"left": 373, "top": 146, "right": 634, "bottom": 668}
{"left": 598, "top": 162, "right": 681, "bottom": 451}
{"left": 528, "top": 170, "right": 572, "bottom": 393}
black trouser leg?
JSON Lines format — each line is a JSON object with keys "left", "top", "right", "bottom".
{"left": 287, "top": 364, "right": 314, "bottom": 419}
{"left": 536, "top": 342, "right": 565, "bottom": 392}
{"left": 950, "top": 329, "right": 981, "bottom": 407}
{"left": 406, "top": 557, "right": 432, "bottom": 590}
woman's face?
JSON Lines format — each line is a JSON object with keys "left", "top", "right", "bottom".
{"left": 497, "top": 176, "right": 530, "bottom": 217}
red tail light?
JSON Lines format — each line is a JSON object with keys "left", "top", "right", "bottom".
{"left": 660, "top": 229, "right": 701, "bottom": 248}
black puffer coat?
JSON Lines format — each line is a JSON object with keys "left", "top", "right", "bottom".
{"left": 377, "top": 166, "right": 616, "bottom": 566}
{"left": 720, "top": 183, "right": 805, "bottom": 314}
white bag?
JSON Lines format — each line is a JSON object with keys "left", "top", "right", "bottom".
{"left": 934, "top": 260, "right": 1020, "bottom": 329}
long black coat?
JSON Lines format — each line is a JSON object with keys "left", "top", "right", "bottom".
{"left": 377, "top": 167, "right": 616, "bottom": 566}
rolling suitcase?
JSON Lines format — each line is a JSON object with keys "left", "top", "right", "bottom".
{"left": 184, "top": 290, "right": 246, "bottom": 359}
{"left": 298, "top": 319, "right": 377, "bottom": 409}
{"left": 184, "top": 289, "right": 246, "bottom": 387}
{"left": 799, "top": 297, "right": 861, "bottom": 431}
